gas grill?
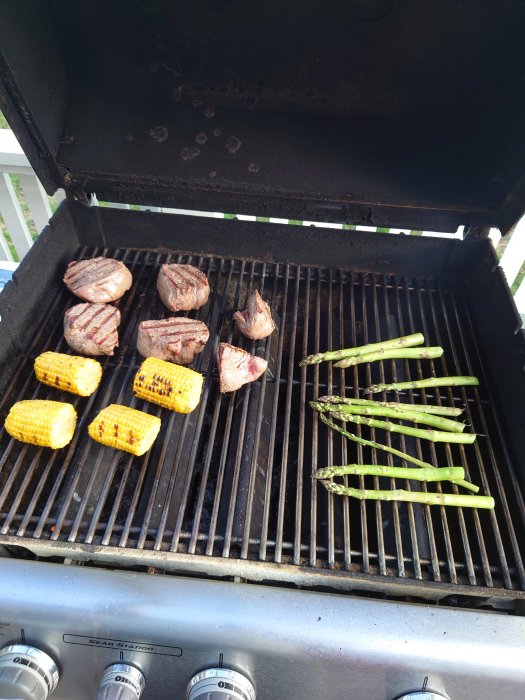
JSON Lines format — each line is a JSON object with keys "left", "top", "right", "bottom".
{"left": 1, "top": 2, "right": 525, "bottom": 699}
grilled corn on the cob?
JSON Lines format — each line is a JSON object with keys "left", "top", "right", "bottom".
{"left": 34, "top": 351, "right": 102, "bottom": 397}
{"left": 88, "top": 404, "right": 161, "bottom": 456}
{"left": 4, "top": 399, "right": 77, "bottom": 449}
{"left": 133, "top": 357, "right": 203, "bottom": 413}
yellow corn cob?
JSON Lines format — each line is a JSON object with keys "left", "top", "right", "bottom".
{"left": 133, "top": 357, "right": 203, "bottom": 414}
{"left": 88, "top": 404, "right": 161, "bottom": 456}
{"left": 34, "top": 351, "right": 102, "bottom": 397}
{"left": 4, "top": 399, "right": 77, "bottom": 449}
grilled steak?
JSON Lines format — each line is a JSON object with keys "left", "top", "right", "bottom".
{"left": 63, "top": 257, "right": 132, "bottom": 303}
{"left": 217, "top": 342, "right": 268, "bottom": 393}
{"left": 157, "top": 264, "right": 210, "bottom": 312}
{"left": 234, "top": 290, "right": 276, "bottom": 340}
{"left": 64, "top": 303, "right": 121, "bottom": 356}
{"left": 137, "top": 317, "right": 209, "bottom": 364}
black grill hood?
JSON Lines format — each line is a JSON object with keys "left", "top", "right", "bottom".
{"left": 1, "top": 0, "right": 525, "bottom": 233}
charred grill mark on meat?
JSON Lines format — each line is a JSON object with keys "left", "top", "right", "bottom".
{"left": 64, "top": 302, "right": 121, "bottom": 356}
{"left": 156, "top": 263, "right": 210, "bottom": 312}
{"left": 137, "top": 317, "right": 209, "bottom": 364}
{"left": 63, "top": 257, "right": 132, "bottom": 303}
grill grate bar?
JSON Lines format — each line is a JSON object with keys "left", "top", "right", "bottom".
{"left": 275, "top": 265, "right": 301, "bottom": 563}
{"left": 337, "top": 270, "right": 352, "bottom": 569}
{"left": 413, "top": 280, "right": 458, "bottom": 585}
{"left": 0, "top": 447, "right": 41, "bottom": 534}
{"left": 136, "top": 252, "right": 190, "bottom": 550}
{"left": 325, "top": 270, "right": 335, "bottom": 568}
{"left": 205, "top": 390, "right": 235, "bottom": 556}
{"left": 389, "top": 277, "right": 423, "bottom": 579}
{"left": 0, "top": 269, "right": 89, "bottom": 522}
{"left": 168, "top": 256, "right": 228, "bottom": 553}
{"left": 201, "top": 257, "right": 245, "bottom": 557}
{"left": 444, "top": 287, "right": 513, "bottom": 588}
{"left": 373, "top": 276, "right": 405, "bottom": 578}
{"left": 383, "top": 274, "right": 421, "bottom": 578}
{"left": 309, "top": 271, "right": 321, "bottom": 567}
{"left": 293, "top": 267, "right": 310, "bottom": 565}
{"left": 424, "top": 279, "right": 479, "bottom": 586}
{"left": 50, "top": 249, "right": 155, "bottom": 542}
{"left": 1, "top": 246, "right": 524, "bottom": 599}
{"left": 362, "top": 275, "right": 387, "bottom": 576}
{"left": 84, "top": 252, "right": 161, "bottom": 544}
{"left": 189, "top": 258, "right": 234, "bottom": 554}
{"left": 241, "top": 262, "right": 274, "bottom": 560}
{"left": 400, "top": 278, "right": 441, "bottom": 582}
{"left": 257, "top": 261, "right": 289, "bottom": 561}
{"left": 0, "top": 247, "right": 90, "bottom": 417}
{"left": 449, "top": 286, "right": 525, "bottom": 589}
{"left": 350, "top": 272, "right": 370, "bottom": 574}
{"left": 222, "top": 260, "right": 256, "bottom": 558}
{"left": 34, "top": 249, "right": 131, "bottom": 540}
{"left": 117, "top": 253, "right": 167, "bottom": 548}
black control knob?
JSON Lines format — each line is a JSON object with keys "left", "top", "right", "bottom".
{"left": 187, "top": 667, "right": 256, "bottom": 700}
{"left": 0, "top": 644, "right": 60, "bottom": 700}
{"left": 97, "top": 663, "right": 145, "bottom": 700}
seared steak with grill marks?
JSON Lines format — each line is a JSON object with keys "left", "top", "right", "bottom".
{"left": 63, "top": 257, "right": 132, "bottom": 303}
{"left": 157, "top": 264, "right": 210, "bottom": 312}
{"left": 234, "top": 290, "right": 276, "bottom": 340}
{"left": 137, "top": 317, "right": 209, "bottom": 364}
{"left": 217, "top": 342, "right": 268, "bottom": 393}
{"left": 64, "top": 303, "right": 121, "bottom": 356}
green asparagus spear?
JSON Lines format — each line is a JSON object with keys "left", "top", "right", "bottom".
{"left": 310, "top": 401, "right": 465, "bottom": 433}
{"left": 330, "top": 412, "right": 476, "bottom": 444}
{"left": 314, "top": 464, "right": 465, "bottom": 481}
{"left": 317, "top": 395, "right": 463, "bottom": 417}
{"left": 320, "top": 480, "right": 494, "bottom": 509}
{"left": 365, "top": 376, "right": 479, "bottom": 394}
{"left": 318, "top": 414, "right": 479, "bottom": 493}
{"left": 333, "top": 346, "right": 443, "bottom": 368}
{"left": 299, "top": 333, "right": 424, "bottom": 366}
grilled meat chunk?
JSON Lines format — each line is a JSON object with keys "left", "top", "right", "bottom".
{"left": 157, "top": 263, "right": 210, "bottom": 312}
{"left": 63, "top": 257, "right": 132, "bottom": 303}
{"left": 217, "top": 342, "right": 268, "bottom": 393}
{"left": 137, "top": 317, "right": 209, "bottom": 364}
{"left": 234, "top": 290, "right": 276, "bottom": 340}
{"left": 64, "top": 303, "right": 121, "bottom": 356}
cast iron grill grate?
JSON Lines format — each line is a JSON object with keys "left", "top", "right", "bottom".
{"left": 0, "top": 246, "right": 524, "bottom": 601}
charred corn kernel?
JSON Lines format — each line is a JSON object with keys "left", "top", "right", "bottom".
{"left": 34, "top": 351, "right": 102, "bottom": 397}
{"left": 133, "top": 357, "right": 203, "bottom": 414}
{"left": 5, "top": 399, "right": 77, "bottom": 449}
{"left": 88, "top": 404, "right": 161, "bottom": 456}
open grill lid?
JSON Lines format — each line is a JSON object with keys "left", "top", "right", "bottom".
{"left": 1, "top": 0, "right": 525, "bottom": 233}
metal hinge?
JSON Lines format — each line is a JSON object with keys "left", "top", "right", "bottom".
{"left": 463, "top": 225, "right": 491, "bottom": 239}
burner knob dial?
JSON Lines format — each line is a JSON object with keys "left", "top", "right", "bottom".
{"left": 97, "top": 663, "right": 145, "bottom": 700}
{"left": 187, "top": 667, "right": 256, "bottom": 700}
{"left": 0, "top": 644, "right": 60, "bottom": 700}
{"left": 396, "top": 693, "right": 448, "bottom": 700}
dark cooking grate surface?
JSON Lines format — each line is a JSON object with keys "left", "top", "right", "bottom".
{"left": 1, "top": 246, "right": 525, "bottom": 599}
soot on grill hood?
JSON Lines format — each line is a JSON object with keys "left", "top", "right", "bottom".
{"left": 1, "top": 0, "right": 525, "bottom": 232}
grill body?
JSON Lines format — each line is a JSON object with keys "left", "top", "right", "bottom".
{"left": 1, "top": 202, "right": 524, "bottom": 606}
{"left": 2, "top": 4, "right": 525, "bottom": 697}
{"left": 1, "top": 557, "right": 525, "bottom": 700}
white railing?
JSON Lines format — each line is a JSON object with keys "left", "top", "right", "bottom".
{"left": 0, "top": 129, "right": 64, "bottom": 262}
{"left": 1, "top": 126, "right": 524, "bottom": 321}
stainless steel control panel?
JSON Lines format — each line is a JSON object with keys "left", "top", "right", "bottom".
{"left": 0, "top": 558, "right": 524, "bottom": 699}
